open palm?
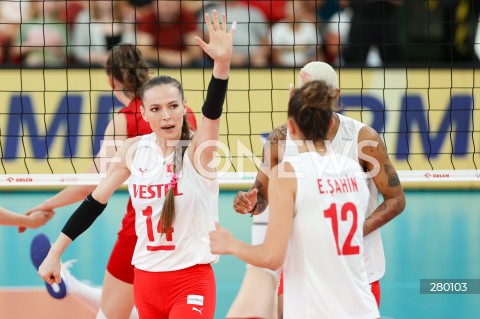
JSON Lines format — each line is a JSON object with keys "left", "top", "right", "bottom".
{"left": 195, "top": 10, "right": 234, "bottom": 64}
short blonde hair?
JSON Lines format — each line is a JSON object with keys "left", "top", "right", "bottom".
{"left": 299, "top": 62, "right": 338, "bottom": 90}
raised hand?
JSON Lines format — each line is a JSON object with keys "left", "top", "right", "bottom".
{"left": 194, "top": 10, "right": 235, "bottom": 65}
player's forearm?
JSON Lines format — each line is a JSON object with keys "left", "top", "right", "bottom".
{"left": 0, "top": 208, "right": 29, "bottom": 227}
{"left": 363, "top": 196, "right": 406, "bottom": 236}
{"left": 212, "top": 56, "right": 230, "bottom": 80}
{"left": 251, "top": 170, "right": 269, "bottom": 214}
{"left": 49, "top": 233, "right": 73, "bottom": 258}
{"left": 43, "top": 185, "right": 96, "bottom": 210}
{"left": 256, "top": 192, "right": 268, "bottom": 214}
{"left": 230, "top": 240, "right": 281, "bottom": 271}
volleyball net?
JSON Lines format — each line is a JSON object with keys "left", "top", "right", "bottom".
{"left": 0, "top": 1, "right": 479, "bottom": 187}
{"left": 0, "top": 67, "right": 479, "bottom": 187}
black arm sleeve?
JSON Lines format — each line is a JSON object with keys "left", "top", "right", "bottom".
{"left": 201, "top": 75, "right": 229, "bottom": 120}
{"left": 61, "top": 194, "right": 107, "bottom": 241}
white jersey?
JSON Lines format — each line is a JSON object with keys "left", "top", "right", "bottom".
{"left": 283, "top": 152, "right": 379, "bottom": 319}
{"left": 129, "top": 133, "right": 219, "bottom": 272}
{"left": 285, "top": 113, "right": 385, "bottom": 283}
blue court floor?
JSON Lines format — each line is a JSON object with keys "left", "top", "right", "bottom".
{"left": 0, "top": 190, "right": 479, "bottom": 318}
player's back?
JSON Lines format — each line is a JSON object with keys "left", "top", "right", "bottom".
{"left": 283, "top": 151, "right": 379, "bottom": 319}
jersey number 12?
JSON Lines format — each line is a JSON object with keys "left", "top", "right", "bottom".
{"left": 323, "top": 202, "right": 360, "bottom": 255}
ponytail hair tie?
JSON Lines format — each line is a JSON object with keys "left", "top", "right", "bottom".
{"left": 167, "top": 173, "right": 179, "bottom": 190}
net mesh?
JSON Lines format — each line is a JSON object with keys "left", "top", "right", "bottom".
{"left": 0, "top": 0, "right": 479, "bottom": 186}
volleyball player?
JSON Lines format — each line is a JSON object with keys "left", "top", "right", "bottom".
{"left": 37, "top": 10, "right": 234, "bottom": 319}
{"left": 0, "top": 207, "right": 54, "bottom": 228}
{"left": 231, "top": 62, "right": 406, "bottom": 318}
{"left": 211, "top": 80, "right": 381, "bottom": 318}
{"left": 26, "top": 44, "right": 197, "bottom": 318}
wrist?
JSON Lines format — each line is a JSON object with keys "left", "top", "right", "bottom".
{"left": 229, "top": 238, "right": 243, "bottom": 255}
{"left": 212, "top": 62, "right": 230, "bottom": 80}
{"left": 49, "top": 244, "right": 63, "bottom": 258}
{"left": 42, "top": 199, "right": 54, "bottom": 211}
{"left": 50, "top": 236, "right": 70, "bottom": 257}
{"left": 21, "top": 215, "right": 32, "bottom": 227}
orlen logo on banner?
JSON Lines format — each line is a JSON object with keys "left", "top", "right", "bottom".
{"left": 424, "top": 173, "right": 450, "bottom": 179}
{"left": 5, "top": 177, "right": 33, "bottom": 183}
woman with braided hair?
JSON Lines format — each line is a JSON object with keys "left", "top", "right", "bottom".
{"left": 28, "top": 43, "right": 197, "bottom": 319}
{"left": 37, "top": 10, "right": 234, "bottom": 319}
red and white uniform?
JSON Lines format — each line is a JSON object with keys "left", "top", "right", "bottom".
{"left": 283, "top": 152, "right": 379, "bottom": 319}
{"left": 129, "top": 132, "right": 219, "bottom": 272}
{"left": 328, "top": 114, "right": 384, "bottom": 283}
{"left": 285, "top": 113, "right": 385, "bottom": 284}
{"left": 107, "top": 101, "right": 197, "bottom": 283}
{"left": 117, "top": 101, "right": 197, "bottom": 239}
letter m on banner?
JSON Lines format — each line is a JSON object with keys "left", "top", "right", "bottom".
{"left": 396, "top": 94, "right": 472, "bottom": 160}
{"left": 4, "top": 94, "right": 82, "bottom": 159}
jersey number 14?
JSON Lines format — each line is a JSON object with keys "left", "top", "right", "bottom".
{"left": 142, "top": 206, "right": 176, "bottom": 251}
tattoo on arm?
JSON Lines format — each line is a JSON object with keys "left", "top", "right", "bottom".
{"left": 253, "top": 179, "right": 267, "bottom": 214}
{"left": 364, "top": 203, "right": 387, "bottom": 236}
{"left": 373, "top": 202, "right": 386, "bottom": 214}
{"left": 385, "top": 164, "right": 400, "bottom": 187}
{"left": 253, "top": 179, "right": 262, "bottom": 192}
{"left": 256, "top": 192, "right": 267, "bottom": 214}
{"left": 268, "top": 124, "right": 287, "bottom": 145}
{"left": 262, "top": 124, "right": 287, "bottom": 169}
{"left": 255, "top": 124, "right": 287, "bottom": 214}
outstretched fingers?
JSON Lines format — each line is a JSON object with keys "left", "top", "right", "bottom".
{"left": 212, "top": 10, "right": 221, "bottom": 32}
{"left": 204, "top": 11, "right": 214, "bottom": 35}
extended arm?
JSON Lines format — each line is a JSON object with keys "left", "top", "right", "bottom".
{"left": 189, "top": 11, "right": 233, "bottom": 177}
{"left": 211, "top": 163, "right": 295, "bottom": 270}
{"left": 38, "top": 138, "right": 133, "bottom": 285}
{"left": 358, "top": 126, "right": 406, "bottom": 236}
{"left": 19, "top": 113, "right": 128, "bottom": 233}
{"left": 0, "top": 207, "right": 54, "bottom": 228}
{"left": 233, "top": 123, "right": 287, "bottom": 215}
